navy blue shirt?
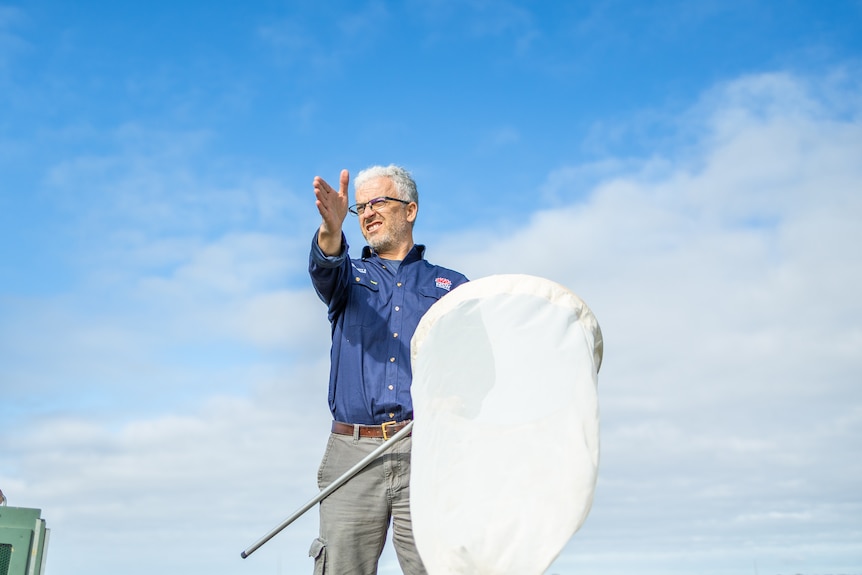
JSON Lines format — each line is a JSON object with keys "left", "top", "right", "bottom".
{"left": 309, "top": 232, "right": 469, "bottom": 425}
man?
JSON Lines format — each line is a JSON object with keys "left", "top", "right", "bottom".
{"left": 308, "top": 165, "right": 468, "bottom": 574}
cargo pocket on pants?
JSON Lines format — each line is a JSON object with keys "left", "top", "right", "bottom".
{"left": 309, "top": 537, "right": 326, "bottom": 575}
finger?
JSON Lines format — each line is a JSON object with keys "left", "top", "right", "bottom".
{"left": 313, "top": 176, "right": 332, "bottom": 194}
{"left": 338, "top": 169, "right": 350, "bottom": 197}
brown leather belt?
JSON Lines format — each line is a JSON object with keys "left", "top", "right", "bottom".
{"left": 331, "top": 420, "right": 412, "bottom": 440}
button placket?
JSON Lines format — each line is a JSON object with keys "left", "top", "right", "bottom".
{"left": 385, "top": 274, "right": 405, "bottom": 402}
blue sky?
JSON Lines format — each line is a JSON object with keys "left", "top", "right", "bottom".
{"left": 2, "top": 1, "right": 862, "bottom": 574}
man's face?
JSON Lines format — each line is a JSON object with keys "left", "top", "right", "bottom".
{"left": 356, "top": 176, "right": 415, "bottom": 254}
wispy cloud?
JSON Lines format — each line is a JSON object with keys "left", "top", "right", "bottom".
{"left": 0, "top": 5, "right": 26, "bottom": 70}
{"left": 256, "top": 2, "right": 390, "bottom": 73}
{"left": 474, "top": 125, "right": 520, "bottom": 155}
{"left": 2, "top": 123, "right": 322, "bottom": 417}
{"left": 407, "top": 0, "right": 540, "bottom": 58}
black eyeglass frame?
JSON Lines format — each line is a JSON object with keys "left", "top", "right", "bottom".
{"left": 348, "top": 196, "right": 411, "bottom": 215}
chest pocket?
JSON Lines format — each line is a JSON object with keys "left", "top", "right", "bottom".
{"left": 415, "top": 286, "right": 444, "bottom": 310}
{"left": 345, "top": 278, "right": 385, "bottom": 327}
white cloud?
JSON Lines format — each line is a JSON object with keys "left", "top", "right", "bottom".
{"left": 3, "top": 386, "right": 332, "bottom": 575}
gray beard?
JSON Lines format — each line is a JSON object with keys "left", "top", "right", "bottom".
{"left": 364, "top": 217, "right": 411, "bottom": 253}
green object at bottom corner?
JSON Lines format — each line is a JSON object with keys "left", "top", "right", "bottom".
{"left": 0, "top": 507, "right": 50, "bottom": 575}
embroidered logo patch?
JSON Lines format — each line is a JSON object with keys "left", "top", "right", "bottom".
{"left": 435, "top": 277, "right": 453, "bottom": 291}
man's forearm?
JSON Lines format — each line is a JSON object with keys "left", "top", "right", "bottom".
{"left": 317, "top": 225, "right": 343, "bottom": 257}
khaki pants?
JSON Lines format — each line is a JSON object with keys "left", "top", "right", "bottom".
{"left": 309, "top": 433, "right": 426, "bottom": 575}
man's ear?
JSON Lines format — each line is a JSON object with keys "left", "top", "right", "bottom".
{"left": 406, "top": 202, "right": 418, "bottom": 224}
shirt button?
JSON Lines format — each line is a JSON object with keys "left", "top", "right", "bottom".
{"left": 394, "top": 306, "right": 400, "bottom": 311}
{"left": 393, "top": 332, "right": 398, "bottom": 338}
{"left": 397, "top": 282, "right": 402, "bottom": 287}
{"left": 389, "top": 413, "right": 395, "bottom": 418}
{"left": 390, "top": 357, "right": 396, "bottom": 362}
{"left": 388, "top": 385, "right": 394, "bottom": 390}
{"left": 355, "top": 277, "right": 361, "bottom": 282}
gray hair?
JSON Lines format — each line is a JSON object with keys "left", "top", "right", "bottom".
{"left": 354, "top": 164, "right": 419, "bottom": 205}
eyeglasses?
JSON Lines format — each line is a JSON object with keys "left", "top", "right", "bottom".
{"left": 348, "top": 196, "right": 411, "bottom": 215}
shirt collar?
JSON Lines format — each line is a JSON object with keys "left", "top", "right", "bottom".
{"left": 362, "top": 244, "right": 426, "bottom": 262}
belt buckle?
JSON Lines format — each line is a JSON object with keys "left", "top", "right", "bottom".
{"left": 381, "top": 420, "right": 398, "bottom": 440}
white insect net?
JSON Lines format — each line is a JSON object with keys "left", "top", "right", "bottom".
{"left": 410, "top": 274, "right": 603, "bottom": 575}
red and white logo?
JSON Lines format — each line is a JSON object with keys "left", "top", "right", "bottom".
{"left": 435, "top": 277, "right": 452, "bottom": 291}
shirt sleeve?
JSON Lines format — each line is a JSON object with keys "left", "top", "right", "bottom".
{"left": 308, "top": 231, "right": 351, "bottom": 319}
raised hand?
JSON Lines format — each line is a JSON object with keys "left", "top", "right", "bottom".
{"left": 314, "top": 169, "right": 349, "bottom": 256}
